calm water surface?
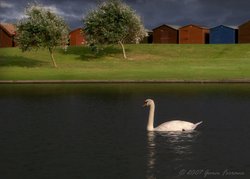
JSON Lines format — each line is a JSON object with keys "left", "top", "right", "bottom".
{"left": 0, "top": 84, "right": 249, "bottom": 179}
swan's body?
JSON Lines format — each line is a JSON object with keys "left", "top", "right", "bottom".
{"left": 143, "top": 99, "right": 202, "bottom": 132}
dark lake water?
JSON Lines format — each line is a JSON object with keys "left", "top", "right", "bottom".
{"left": 0, "top": 84, "right": 250, "bottom": 179}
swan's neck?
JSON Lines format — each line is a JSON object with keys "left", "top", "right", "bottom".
{"left": 147, "top": 102, "right": 155, "bottom": 131}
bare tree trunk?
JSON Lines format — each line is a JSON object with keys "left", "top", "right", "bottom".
{"left": 49, "top": 48, "right": 57, "bottom": 68}
{"left": 118, "top": 41, "right": 127, "bottom": 59}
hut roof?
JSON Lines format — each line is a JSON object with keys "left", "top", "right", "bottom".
{"left": 210, "top": 25, "right": 238, "bottom": 30}
{"left": 180, "top": 24, "right": 209, "bottom": 30}
{"left": 165, "top": 24, "right": 180, "bottom": 30}
{"left": 239, "top": 20, "right": 250, "bottom": 27}
{"left": 69, "top": 28, "right": 83, "bottom": 34}
{"left": 153, "top": 24, "right": 180, "bottom": 30}
{"left": 0, "top": 23, "right": 16, "bottom": 36}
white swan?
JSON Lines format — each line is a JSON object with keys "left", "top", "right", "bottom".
{"left": 143, "top": 99, "right": 202, "bottom": 132}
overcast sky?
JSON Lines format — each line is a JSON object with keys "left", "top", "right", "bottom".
{"left": 1, "top": 0, "right": 250, "bottom": 30}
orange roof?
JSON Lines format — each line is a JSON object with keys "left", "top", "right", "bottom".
{"left": 179, "top": 24, "right": 209, "bottom": 30}
{"left": 69, "top": 28, "right": 84, "bottom": 34}
{"left": 0, "top": 23, "right": 16, "bottom": 36}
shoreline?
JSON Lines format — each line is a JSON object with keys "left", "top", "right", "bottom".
{"left": 1, "top": 80, "right": 250, "bottom": 84}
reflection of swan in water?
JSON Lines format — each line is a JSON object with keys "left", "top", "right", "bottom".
{"left": 146, "top": 131, "right": 200, "bottom": 179}
{"left": 159, "top": 131, "right": 199, "bottom": 156}
{"left": 147, "top": 132, "right": 157, "bottom": 179}
{"left": 143, "top": 99, "right": 202, "bottom": 132}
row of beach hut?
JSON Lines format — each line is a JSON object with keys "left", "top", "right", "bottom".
{"left": 1, "top": 20, "right": 250, "bottom": 47}
{"left": 151, "top": 20, "right": 250, "bottom": 44}
{"left": 68, "top": 20, "right": 250, "bottom": 45}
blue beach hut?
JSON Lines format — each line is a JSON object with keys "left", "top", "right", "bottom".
{"left": 210, "top": 25, "right": 238, "bottom": 44}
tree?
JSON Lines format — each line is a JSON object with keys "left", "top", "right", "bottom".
{"left": 16, "top": 3, "right": 69, "bottom": 67}
{"left": 84, "top": 0, "right": 147, "bottom": 59}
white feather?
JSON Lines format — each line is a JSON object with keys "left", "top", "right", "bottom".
{"left": 144, "top": 99, "right": 202, "bottom": 132}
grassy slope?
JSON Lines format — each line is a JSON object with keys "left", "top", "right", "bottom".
{"left": 1, "top": 44, "right": 250, "bottom": 80}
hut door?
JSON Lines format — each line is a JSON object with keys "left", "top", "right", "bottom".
{"left": 182, "top": 30, "right": 189, "bottom": 43}
{"left": 160, "top": 30, "right": 167, "bottom": 43}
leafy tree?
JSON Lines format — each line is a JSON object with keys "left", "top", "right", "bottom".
{"left": 16, "top": 3, "right": 69, "bottom": 67}
{"left": 84, "top": 0, "right": 147, "bottom": 59}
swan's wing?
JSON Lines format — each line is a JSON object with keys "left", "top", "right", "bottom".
{"left": 194, "top": 121, "right": 203, "bottom": 127}
{"left": 155, "top": 120, "right": 196, "bottom": 132}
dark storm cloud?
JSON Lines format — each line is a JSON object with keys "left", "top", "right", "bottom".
{"left": 127, "top": 0, "right": 250, "bottom": 28}
{"left": 1, "top": 0, "right": 250, "bottom": 30}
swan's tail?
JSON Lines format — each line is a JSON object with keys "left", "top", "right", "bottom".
{"left": 194, "top": 121, "right": 203, "bottom": 128}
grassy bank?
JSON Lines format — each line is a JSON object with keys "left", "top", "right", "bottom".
{"left": 1, "top": 44, "right": 250, "bottom": 80}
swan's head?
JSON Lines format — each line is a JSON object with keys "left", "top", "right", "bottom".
{"left": 143, "top": 99, "right": 154, "bottom": 107}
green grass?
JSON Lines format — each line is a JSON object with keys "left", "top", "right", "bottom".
{"left": 1, "top": 44, "right": 250, "bottom": 80}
